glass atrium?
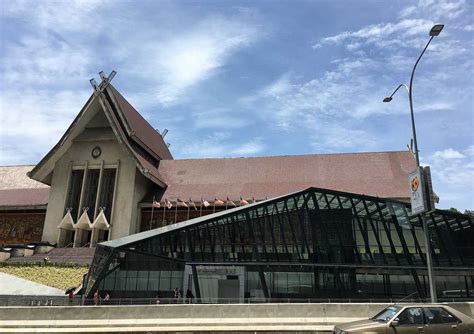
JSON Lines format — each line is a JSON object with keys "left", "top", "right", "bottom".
{"left": 85, "top": 187, "right": 474, "bottom": 302}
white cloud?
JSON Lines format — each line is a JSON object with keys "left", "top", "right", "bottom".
{"left": 232, "top": 141, "right": 266, "bottom": 155}
{"left": 399, "top": 6, "right": 417, "bottom": 18}
{"left": 1, "top": 0, "right": 105, "bottom": 32}
{"left": 417, "top": 0, "right": 466, "bottom": 20}
{"left": 193, "top": 108, "right": 250, "bottom": 129}
{"left": 0, "top": 89, "right": 90, "bottom": 164}
{"left": 174, "top": 132, "right": 265, "bottom": 158}
{"left": 128, "top": 16, "right": 261, "bottom": 106}
{"left": 424, "top": 146, "right": 474, "bottom": 210}
{"left": 311, "top": 126, "right": 375, "bottom": 151}
{"left": 432, "top": 148, "right": 465, "bottom": 160}
{"left": 261, "top": 74, "right": 292, "bottom": 97}
{"left": 318, "top": 19, "right": 435, "bottom": 50}
{"left": 246, "top": 58, "right": 395, "bottom": 130}
{"left": 464, "top": 145, "right": 474, "bottom": 156}
{"left": 2, "top": 35, "right": 92, "bottom": 86}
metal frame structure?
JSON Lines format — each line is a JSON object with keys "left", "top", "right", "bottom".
{"left": 85, "top": 187, "right": 473, "bottom": 302}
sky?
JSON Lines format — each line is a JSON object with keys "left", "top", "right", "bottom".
{"left": 0, "top": 0, "right": 473, "bottom": 211}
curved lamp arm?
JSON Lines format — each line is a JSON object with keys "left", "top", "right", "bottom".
{"left": 383, "top": 84, "right": 410, "bottom": 102}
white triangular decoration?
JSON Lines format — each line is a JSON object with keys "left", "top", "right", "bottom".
{"left": 75, "top": 210, "right": 92, "bottom": 230}
{"left": 91, "top": 210, "right": 110, "bottom": 230}
{"left": 57, "top": 211, "right": 75, "bottom": 230}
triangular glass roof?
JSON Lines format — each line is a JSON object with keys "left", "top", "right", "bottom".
{"left": 101, "top": 186, "right": 473, "bottom": 252}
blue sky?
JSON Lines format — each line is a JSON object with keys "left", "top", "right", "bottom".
{"left": 0, "top": 0, "right": 473, "bottom": 210}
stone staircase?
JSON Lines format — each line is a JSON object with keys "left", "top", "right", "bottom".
{"left": 7, "top": 247, "right": 95, "bottom": 265}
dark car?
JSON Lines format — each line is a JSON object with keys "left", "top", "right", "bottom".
{"left": 334, "top": 304, "right": 474, "bottom": 333}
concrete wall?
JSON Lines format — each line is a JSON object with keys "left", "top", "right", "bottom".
{"left": 128, "top": 170, "right": 152, "bottom": 236}
{"left": 1, "top": 303, "right": 471, "bottom": 321}
{"left": 0, "top": 303, "right": 390, "bottom": 321}
{"left": 1, "top": 303, "right": 472, "bottom": 333}
{"left": 41, "top": 108, "right": 154, "bottom": 243}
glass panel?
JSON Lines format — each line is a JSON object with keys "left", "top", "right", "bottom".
{"left": 275, "top": 272, "right": 288, "bottom": 293}
{"left": 397, "top": 308, "right": 423, "bottom": 325}
{"left": 424, "top": 307, "right": 459, "bottom": 324}
{"left": 137, "top": 271, "right": 148, "bottom": 290}
{"left": 159, "top": 271, "right": 171, "bottom": 292}
{"left": 148, "top": 271, "right": 160, "bottom": 291}
{"left": 115, "top": 270, "right": 126, "bottom": 290}
{"left": 125, "top": 270, "right": 138, "bottom": 290}
{"left": 98, "top": 168, "right": 116, "bottom": 221}
{"left": 103, "top": 273, "right": 116, "bottom": 290}
{"left": 64, "top": 169, "right": 84, "bottom": 219}
{"left": 81, "top": 169, "right": 100, "bottom": 220}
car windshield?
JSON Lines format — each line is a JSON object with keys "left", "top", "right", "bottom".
{"left": 371, "top": 306, "right": 402, "bottom": 322}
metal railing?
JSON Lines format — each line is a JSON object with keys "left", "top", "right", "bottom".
{"left": 0, "top": 295, "right": 472, "bottom": 307}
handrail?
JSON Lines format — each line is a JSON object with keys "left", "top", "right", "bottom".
{"left": 64, "top": 242, "right": 74, "bottom": 248}
{"left": 82, "top": 242, "right": 91, "bottom": 248}
{"left": 0, "top": 295, "right": 472, "bottom": 307}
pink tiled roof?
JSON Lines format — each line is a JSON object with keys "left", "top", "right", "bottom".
{"left": 1, "top": 151, "right": 415, "bottom": 208}
{"left": 157, "top": 151, "right": 415, "bottom": 201}
{"left": 0, "top": 166, "right": 49, "bottom": 190}
{"left": 0, "top": 188, "right": 49, "bottom": 207}
{"left": 0, "top": 166, "right": 49, "bottom": 207}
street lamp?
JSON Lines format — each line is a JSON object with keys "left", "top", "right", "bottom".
{"left": 383, "top": 24, "right": 444, "bottom": 303}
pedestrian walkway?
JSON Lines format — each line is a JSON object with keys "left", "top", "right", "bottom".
{"left": 0, "top": 272, "right": 64, "bottom": 296}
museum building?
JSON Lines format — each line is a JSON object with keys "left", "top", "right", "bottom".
{"left": 2, "top": 78, "right": 417, "bottom": 248}
{"left": 0, "top": 77, "right": 472, "bottom": 301}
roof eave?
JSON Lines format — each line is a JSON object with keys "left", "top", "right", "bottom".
{"left": 97, "top": 89, "right": 168, "bottom": 188}
{"left": 105, "top": 85, "right": 173, "bottom": 160}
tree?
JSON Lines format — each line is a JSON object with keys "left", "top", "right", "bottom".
{"left": 448, "top": 207, "right": 461, "bottom": 213}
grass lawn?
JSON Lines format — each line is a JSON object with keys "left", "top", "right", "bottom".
{"left": 0, "top": 264, "right": 88, "bottom": 291}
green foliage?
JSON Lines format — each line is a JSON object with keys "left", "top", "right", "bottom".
{"left": 447, "top": 208, "right": 473, "bottom": 218}
{"left": 464, "top": 209, "right": 474, "bottom": 218}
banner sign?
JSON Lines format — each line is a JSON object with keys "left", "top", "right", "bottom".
{"left": 409, "top": 168, "right": 425, "bottom": 215}
{"left": 423, "top": 166, "right": 435, "bottom": 213}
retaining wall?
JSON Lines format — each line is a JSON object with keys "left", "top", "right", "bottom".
{"left": 0, "top": 302, "right": 472, "bottom": 333}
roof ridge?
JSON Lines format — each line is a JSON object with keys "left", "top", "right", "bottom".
{"left": 0, "top": 165, "right": 36, "bottom": 167}
{"left": 167, "top": 150, "right": 412, "bottom": 162}
{"left": 107, "top": 84, "right": 173, "bottom": 160}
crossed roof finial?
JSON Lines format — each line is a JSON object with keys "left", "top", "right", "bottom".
{"left": 89, "top": 70, "right": 117, "bottom": 94}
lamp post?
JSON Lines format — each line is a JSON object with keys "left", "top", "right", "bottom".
{"left": 383, "top": 24, "right": 444, "bottom": 303}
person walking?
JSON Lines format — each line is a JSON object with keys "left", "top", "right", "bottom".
{"left": 186, "top": 289, "right": 194, "bottom": 304}
{"left": 93, "top": 290, "right": 101, "bottom": 306}
{"left": 103, "top": 292, "right": 110, "bottom": 305}
{"left": 173, "top": 287, "right": 179, "bottom": 303}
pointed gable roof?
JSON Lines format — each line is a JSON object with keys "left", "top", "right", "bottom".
{"left": 108, "top": 85, "right": 173, "bottom": 160}
{"left": 28, "top": 83, "right": 171, "bottom": 188}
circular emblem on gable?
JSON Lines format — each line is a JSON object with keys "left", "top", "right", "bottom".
{"left": 91, "top": 146, "right": 102, "bottom": 159}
